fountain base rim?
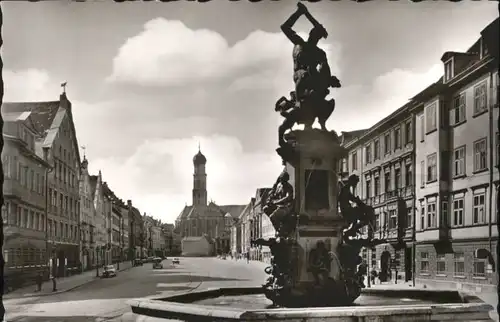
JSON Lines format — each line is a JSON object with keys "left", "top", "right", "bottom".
{"left": 126, "top": 287, "right": 493, "bottom": 321}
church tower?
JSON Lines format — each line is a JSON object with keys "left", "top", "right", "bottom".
{"left": 192, "top": 144, "right": 207, "bottom": 206}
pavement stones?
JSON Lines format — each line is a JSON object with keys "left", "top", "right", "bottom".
{"left": 4, "top": 261, "right": 134, "bottom": 299}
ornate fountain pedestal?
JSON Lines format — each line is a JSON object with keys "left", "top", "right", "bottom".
{"left": 265, "top": 128, "right": 358, "bottom": 307}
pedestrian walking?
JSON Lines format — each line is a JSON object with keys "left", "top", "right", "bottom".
{"left": 370, "top": 269, "right": 378, "bottom": 285}
{"left": 246, "top": 252, "right": 250, "bottom": 263}
{"left": 50, "top": 269, "right": 57, "bottom": 292}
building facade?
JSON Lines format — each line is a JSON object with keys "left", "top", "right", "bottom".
{"left": 127, "top": 200, "right": 144, "bottom": 259}
{"left": 413, "top": 22, "right": 499, "bottom": 293}
{"left": 151, "top": 225, "right": 162, "bottom": 257}
{"left": 3, "top": 93, "right": 82, "bottom": 278}
{"left": 338, "top": 18, "right": 499, "bottom": 292}
{"left": 79, "top": 156, "right": 96, "bottom": 270}
{"left": 343, "top": 103, "right": 416, "bottom": 283}
{"left": 111, "top": 201, "right": 122, "bottom": 263}
{"left": 2, "top": 111, "right": 51, "bottom": 288}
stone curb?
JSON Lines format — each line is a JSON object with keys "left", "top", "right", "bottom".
{"left": 5, "top": 264, "right": 135, "bottom": 299}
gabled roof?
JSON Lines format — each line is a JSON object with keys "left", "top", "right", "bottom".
{"left": 2, "top": 94, "right": 82, "bottom": 167}
{"left": 238, "top": 202, "right": 252, "bottom": 220}
{"left": 2, "top": 101, "right": 60, "bottom": 135}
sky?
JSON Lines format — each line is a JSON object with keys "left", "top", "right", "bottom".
{"left": 2, "top": 1, "right": 498, "bottom": 224}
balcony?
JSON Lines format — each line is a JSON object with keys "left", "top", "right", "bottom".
{"left": 364, "top": 186, "right": 415, "bottom": 207}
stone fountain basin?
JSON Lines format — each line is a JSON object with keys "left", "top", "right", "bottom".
{"left": 126, "top": 287, "right": 493, "bottom": 322}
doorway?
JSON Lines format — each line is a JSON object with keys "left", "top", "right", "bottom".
{"left": 404, "top": 247, "right": 412, "bottom": 281}
{"left": 380, "top": 251, "right": 391, "bottom": 282}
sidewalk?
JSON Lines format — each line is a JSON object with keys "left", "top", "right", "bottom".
{"left": 4, "top": 261, "right": 134, "bottom": 299}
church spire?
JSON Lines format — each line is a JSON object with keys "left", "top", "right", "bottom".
{"left": 192, "top": 145, "right": 207, "bottom": 206}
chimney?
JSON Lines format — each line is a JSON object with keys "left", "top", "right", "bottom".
{"left": 127, "top": 200, "right": 132, "bottom": 207}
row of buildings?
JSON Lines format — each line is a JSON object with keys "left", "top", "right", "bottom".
{"left": 228, "top": 18, "right": 499, "bottom": 294}
{"left": 2, "top": 91, "right": 180, "bottom": 290}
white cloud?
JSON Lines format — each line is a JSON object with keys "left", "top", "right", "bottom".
{"left": 88, "top": 135, "right": 283, "bottom": 223}
{"left": 3, "top": 69, "right": 62, "bottom": 102}
{"left": 3, "top": 30, "right": 445, "bottom": 227}
{"left": 107, "top": 18, "right": 341, "bottom": 91}
{"left": 329, "top": 63, "right": 443, "bottom": 131}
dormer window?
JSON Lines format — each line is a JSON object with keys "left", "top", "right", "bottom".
{"left": 444, "top": 58, "right": 454, "bottom": 82}
{"left": 480, "top": 37, "right": 489, "bottom": 58}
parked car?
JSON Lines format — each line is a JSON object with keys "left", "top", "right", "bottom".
{"left": 172, "top": 257, "right": 180, "bottom": 265}
{"left": 102, "top": 265, "right": 117, "bottom": 278}
{"left": 133, "top": 259, "right": 143, "bottom": 267}
{"left": 152, "top": 257, "right": 163, "bottom": 269}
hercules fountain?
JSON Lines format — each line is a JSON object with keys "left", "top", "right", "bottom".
{"left": 124, "top": 3, "right": 494, "bottom": 321}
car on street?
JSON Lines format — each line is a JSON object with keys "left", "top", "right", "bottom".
{"left": 133, "top": 259, "right": 143, "bottom": 266}
{"left": 102, "top": 265, "right": 117, "bottom": 278}
{"left": 172, "top": 257, "right": 180, "bottom": 264}
{"left": 152, "top": 257, "right": 163, "bottom": 269}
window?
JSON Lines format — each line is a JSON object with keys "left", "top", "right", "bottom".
{"left": 2, "top": 155, "right": 11, "bottom": 178}
{"left": 394, "top": 168, "right": 401, "bottom": 190}
{"left": 406, "top": 207, "right": 413, "bottom": 228}
{"left": 41, "top": 175, "right": 45, "bottom": 195}
{"left": 436, "top": 254, "right": 446, "bottom": 274}
{"left": 404, "top": 120, "right": 412, "bottom": 145}
{"left": 405, "top": 164, "right": 412, "bottom": 186}
{"left": 473, "top": 251, "right": 487, "bottom": 277}
{"left": 351, "top": 152, "right": 357, "bottom": 171}
{"left": 389, "top": 210, "right": 397, "bottom": 229}
{"left": 384, "top": 171, "right": 391, "bottom": 193}
{"left": 425, "top": 103, "right": 437, "bottom": 133}
{"left": 340, "top": 158, "right": 347, "bottom": 173}
{"left": 30, "top": 170, "right": 35, "bottom": 191}
{"left": 496, "top": 132, "right": 499, "bottom": 167}
{"left": 426, "top": 153, "right": 437, "bottom": 182}
{"left": 473, "top": 82, "right": 487, "bottom": 114}
{"left": 473, "top": 192, "right": 486, "bottom": 224}
{"left": 453, "top": 146, "right": 465, "bottom": 177}
{"left": 23, "top": 209, "right": 29, "bottom": 228}
{"left": 375, "top": 214, "right": 380, "bottom": 231}
{"left": 444, "top": 59, "right": 453, "bottom": 82}
{"left": 450, "top": 93, "right": 466, "bottom": 125}
{"left": 365, "top": 145, "right": 371, "bottom": 164}
{"left": 473, "top": 138, "right": 487, "bottom": 172}
{"left": 20, "top": 165, "right": 27, "bottom": 186}
{"left": 420, "top": 252, "right": 429, "bottom": 273}
{"left": 452, "top": 197, "right": 464, "bottom": 227}
{"left": 394, "top": 127, "right": 401, "bottom": 150}
{"left": 420, "top": 206, "right": 425, "bottom": 230}
{"left": 427, "top": 201, "right": 437, "bottom": 228}
{"left": 374, "top": 140, "right": 380, "bottom": 160}
{"left": 441, "top": 201, "right": 448, "bottom": 227}
{"left": 453, "top": 252, "right": 465, "bottom": 276}
{"left": 420, "top": 161, "right": 425, "bottom": 187}
{"left": 2, "top": 204, "right": 8, "bottom": 225}
{"left": 366, "top": 179, "right": 371, "bottom": 199}
{"left": 374, "top": 176, "right": 380, "bottom": 196}
{"left": 419, "top": 114, "right": 425, "bottom": 142}
{"left": 40, "top": 214, "right": 45, "bottom": 231}
{"left": 384, "top": 133, "right": 391, "bottom": 154}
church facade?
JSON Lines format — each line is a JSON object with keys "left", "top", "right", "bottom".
{"left": 175, "top": 148, "right": 246, "bottom": 256}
